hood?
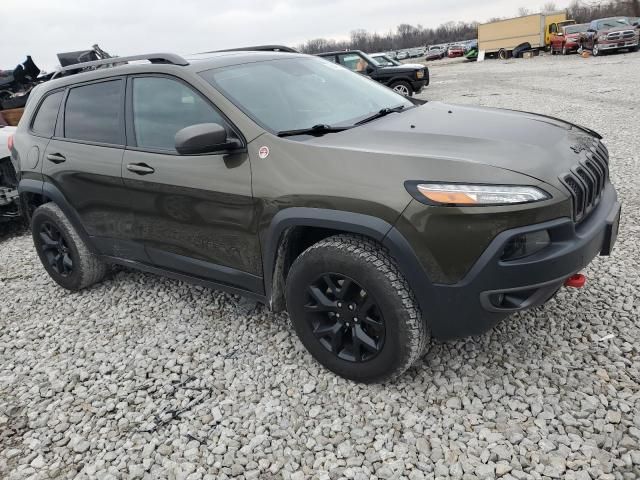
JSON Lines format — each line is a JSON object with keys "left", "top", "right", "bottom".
{"left": 306, "top": 102, "right": 602, "bottom": 191}
{"left": 599, "top": 25, "right": 634, "bottom": 33}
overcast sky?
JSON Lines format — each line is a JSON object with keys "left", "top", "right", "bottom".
{"left": 2, "top": 0, "right": 573, "bottom": 70}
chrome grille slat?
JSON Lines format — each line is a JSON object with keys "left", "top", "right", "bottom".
{"left": 561, "top": 140, "right": 610, "bottom": 223}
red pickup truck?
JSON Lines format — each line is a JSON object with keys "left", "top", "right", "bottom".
{"left": 580, "top": 17, "right": 639, "bottom": 56}
{"left": 550, "top": 23, "right": 589, "bottom": 55}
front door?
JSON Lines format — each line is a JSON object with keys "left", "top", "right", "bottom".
{"left": 122, "top": 75, "right": 261, "bottom": 292}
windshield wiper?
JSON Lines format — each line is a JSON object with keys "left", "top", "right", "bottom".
{"left": 354, "top": 105, "right": 408, "bottom": 126}
{"left": 277, "top": 124, "right": 351, "bottom": 138}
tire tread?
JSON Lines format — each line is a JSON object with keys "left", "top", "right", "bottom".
{"left": 291, "top": 234, "right": 429, "bottom": 382}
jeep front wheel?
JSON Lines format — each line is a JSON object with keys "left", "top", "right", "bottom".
{"left": 32, "top": 203, "right": 107, "bottom": 291}
{"left": 285, "top": 235, "right": 429, "bottom": 383}
{"left": 390, "top": 81, "right": 413, "bottom": 97}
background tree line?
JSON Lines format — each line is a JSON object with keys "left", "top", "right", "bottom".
{"left": 299, "top": 0, "right": 640, "bottom": 54}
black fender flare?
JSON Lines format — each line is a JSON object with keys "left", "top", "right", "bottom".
{"left": 386, "top": 76, "right": 414, "bottom": 89}
{"left": 262, "top": 207, "right": 437, "bottom": 320}
{"left": 18, "top": 179, "right": 99, "bottom": 254}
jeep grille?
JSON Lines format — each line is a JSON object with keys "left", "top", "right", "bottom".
{"left": 561, "top": 140, "right": 609, "bottom": 223}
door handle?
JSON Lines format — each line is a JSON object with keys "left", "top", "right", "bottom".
{"left": 46, "top": 153, "right": 66, "bottom": 164}
{"left": 126, "top": 163, "right": 155, "bottom": 175}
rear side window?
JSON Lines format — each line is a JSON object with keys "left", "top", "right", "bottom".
{"left": 131, "top": 76, "right": 227, "bottom": 151}
{"left": 64, "top": 80, "right": 123, "bottom": 144}
{"left": 31, "top": 91, "right": 63, "bottom": 137}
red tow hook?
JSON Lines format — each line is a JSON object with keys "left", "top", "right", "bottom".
{"left": 565, "top": 274, "right": 586, "bottom": 288}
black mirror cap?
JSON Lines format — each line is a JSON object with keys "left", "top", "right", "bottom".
{"left": 175, "top": 123, "right": 236, "bottom": 155}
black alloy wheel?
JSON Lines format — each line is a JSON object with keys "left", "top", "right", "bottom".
{"left": 38, "top": 221, "right": 73, "bottom": 276}
{"left": 304, "top": 273, "right": 385, "bottom": 362}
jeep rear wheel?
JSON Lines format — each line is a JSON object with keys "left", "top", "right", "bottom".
{"left": 390, "top": 81, "right": 412, "bottom": 97}
{"left": 285, "top": 235, "right": 429, "bottom": 383}
{"left": 32, "top": 203, "right": 107, "bottom": 291}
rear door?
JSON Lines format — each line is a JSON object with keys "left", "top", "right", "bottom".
{"left": 121, "top": 74, "right": 260, "bottom": 291}
{"left": 21, "top": 89, "right": 64, "bottom": 183}
{"left": 42, "top": 78, "right": 138, "bottom": 258}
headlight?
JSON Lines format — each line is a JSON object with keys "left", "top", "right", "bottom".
{"left": 598, "top": 35, "right": 608, "bottom": 41}
{"left": 410, "top": 183, "right": 550, "bottom": 206}
{"left": 416, "top": 70, "right": 425, "bottom": 79}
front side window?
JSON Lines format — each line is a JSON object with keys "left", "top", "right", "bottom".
{"left": 200, "top": 57, "right": 412, "bottom": 134}
{"left": 64, "top": 80, "right": 123, "bottom": 144}
{"left": 338, "top": 54, "right": 370, "bottom": 73}
{"left": 132, "top": 77, "right": 226, "bottom": 151}
{"left": 31, "top": 91, "right": 63, "bottom": 137}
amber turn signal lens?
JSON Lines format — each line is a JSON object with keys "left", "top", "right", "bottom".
{"left": 419, "top": 190, "right": 477, "bottom": 204}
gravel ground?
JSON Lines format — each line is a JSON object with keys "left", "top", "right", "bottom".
{"left": 1, "top": 52, "right": 639, "bottom": 480}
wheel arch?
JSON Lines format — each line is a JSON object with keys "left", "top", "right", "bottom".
{"left": 18, "top": 179, "right": 99, "bottom": 254}
{"left": 263, "top": 208, "right": 437, "bottom": 317}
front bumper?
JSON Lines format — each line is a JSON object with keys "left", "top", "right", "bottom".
{"left": 411, "top": 79, "right": 427, "bottom": 93}
{"left": 598, "top": 39, "right": 639, "bottom": 50}
{"left": 428, "top": 184, "right": 619, "bottom": 339}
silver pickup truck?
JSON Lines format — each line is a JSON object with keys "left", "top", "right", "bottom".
{"left": 0, "top": 125, "right": 19, "bottom": 223}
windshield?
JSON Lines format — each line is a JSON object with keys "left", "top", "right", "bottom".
{"left": 372, "top": 55, "right": 397, "bottom": 66}
{"left": 565, "top": 24, "right": 589, "bottom": 34}
{"left": 200, "top": 57, "right": 412, "bottom": 134}
{"left": 597, "top": 18, "right": 630, "bottom": 29}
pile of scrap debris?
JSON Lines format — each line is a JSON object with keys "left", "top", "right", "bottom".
{"left": 0, "top": 45, "right": 113, "bottom": 126}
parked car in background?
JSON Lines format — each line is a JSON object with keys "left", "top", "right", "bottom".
{"left": 425, "top": 46, "right": 446, "bottom": 61}
{"left": 550, "top": 23, "right": 590, "bottom": 55}
{"left": 447, "top": 45, "right": 465, "bottom": 58}
{"left": 371, "top": 53, "right": 428, "bottom": 71}
{"left": 0, "top": 124, "right": 19, "bottom": 223}
{"left": 317, "top": 50, "right": 428, "bottom": 96}
{"left": 580, "top": 17, "right": 639, "bottom": 56}
{"left": 396, "top": 51, "right": 409, "bottom": 60}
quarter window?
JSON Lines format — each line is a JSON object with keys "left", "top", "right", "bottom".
{"left": 132, "top": 77, "right": 227, "bottom": 151}
{"left": 31, "top": 91, "right": 63, "bottom": 137}
{"left": 64, "top": 80, "right": 123, "bottom": 144}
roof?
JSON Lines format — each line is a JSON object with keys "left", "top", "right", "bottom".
{"left": 185, "top": 50, "right": 305, "bottom": 71}
{"left": 316, "top": 50, "right": 364, "bottom": 56}
{"left": 35, "top": 50, "right": 307, "bottom": 92}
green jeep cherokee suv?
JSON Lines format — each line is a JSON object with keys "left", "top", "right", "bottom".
{"left": 9, "top": 51, "right": 620, "bottom": 383}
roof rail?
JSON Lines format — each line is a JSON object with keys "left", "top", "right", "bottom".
{"left": 58, "top": 53, "right": 189, "bottom": 72}
{"left": 214, "top": 45, "right": 299, "bottom": 54}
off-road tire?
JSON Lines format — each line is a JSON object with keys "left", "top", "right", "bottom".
{"left": 32, "top": 202, "right": 107, "bottom": 291}
{"left": 285, "top": 234, "right": 430, "bottom": 383}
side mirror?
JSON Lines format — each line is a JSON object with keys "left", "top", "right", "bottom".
{"left": 175, "top": 123, "right": 237, "bottom": 155}
{"left": 366, "top": 65, "right": 375, "bottom": 74}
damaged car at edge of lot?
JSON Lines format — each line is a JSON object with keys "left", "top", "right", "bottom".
{"left": 0, "top": 122, "right": 19, "bottom": 223}
{"left": 10, "top": 50, "right": 620, "bottom": 383}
